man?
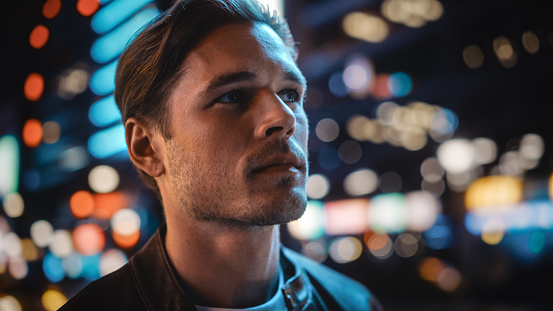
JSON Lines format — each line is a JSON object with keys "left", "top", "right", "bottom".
{"left": 61, "top": 0, "right": 381, "bottom": 310}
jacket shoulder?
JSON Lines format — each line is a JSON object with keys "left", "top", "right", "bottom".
{"left": 59, "top": 264, "right": 148, "bottom": 311}
{"left": 283, "top": 247, "right": 383, "bottom": 311}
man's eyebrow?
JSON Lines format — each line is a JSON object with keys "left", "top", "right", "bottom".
{"left": 203, "top": 71, "right": 257, "bottom": 95}
{"left": 283, "top": 69, "right": 307, "bottom": 87}
{"left": 200, "top": 69, "right": 306, "bottom": 98}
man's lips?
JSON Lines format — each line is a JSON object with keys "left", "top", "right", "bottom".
{"left": 249, "top": 154, "right": 306, "bottom": 176}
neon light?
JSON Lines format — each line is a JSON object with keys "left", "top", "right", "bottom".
{"left": 0, "top": 135, "right": 20, "bottom": 197}
{"left": 89, "top": 95, "right": 121, "bottom": 127}
{"left": 43, "top": 252, "right": 65, "bottom": 283}
{"left": 89, "top": 60, "right": 117, "bottom": 95}
{"left": 464, "top": 199, "right": 553, "bottom": 234}
{"left": 91, "top": 7, "right": 160, "bottom": 63}
{"left": 91, "top": 0, "right": 154, "bottom": 34}
{"left": 88, "top": 124, "right": 127, "bottom": 158}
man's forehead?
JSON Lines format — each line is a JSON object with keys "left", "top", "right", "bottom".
{"left": 177, "top": 22, "right": 303, "bottom": 88}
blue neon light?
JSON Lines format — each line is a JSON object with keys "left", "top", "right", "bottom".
{"left": 464, "top": 199, "right": 553, "bottom": 234}
{"left": 388, "top": 72, "right": 413, "bottom": 97}
{"left": 88, "top": 124, "right": 127, "bottom": 158}
{"left": 89, "top": 60, "right": 118, "bottom": 95}
{"left": 43, "top": 252, "right": 65, "bottom": 283}
{"left": 91, "top": 7, "right": 160, "bottom": 63}
{"left": 89, "top": 95, "right": 121, "bottom": 127}
{"left": 92, "top": 0, "right": 154, "bottom": 34}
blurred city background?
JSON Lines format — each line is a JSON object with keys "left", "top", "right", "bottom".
{"left": 2, "top": 0, "right": 553, "bottom": 310}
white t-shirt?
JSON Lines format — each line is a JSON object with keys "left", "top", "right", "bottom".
{"left": 195, "top": 266, "right": 287, "bottom": 311}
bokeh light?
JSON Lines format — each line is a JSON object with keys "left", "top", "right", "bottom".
{"left": 306, "top": 174, "right": 331, "bottom": 199}
{"left": 493, "top": 36, "right": 517, "bottom": 68}
{"left": 31, "top": 220, "right": 54, "bottom": 247}
{"left": 111, "top": 209, "right": 141, "bottom": 248}
{"left": 59, "top": 146, "right": 89, "bottom": 172}
{"left": 328, "top": 71, "right": 348, "bottom": 98}
{"left": 462, "top": 45, "right": 484, "bottom": 69}
{"left": 88, "top": 165, "right": 120, "bottom": 193}
{"left": 420, "top": 157, "right": 444, "bottom": 183}
{"left": 369, "top": 193, "right": 407, "bottom": 233}
{"left": 0, "top": 295, "right": 22, "bottom": 311}
{"left": 43, "top": 252, "right": 65, "bottom": 282}
{"left": 57, "top": 66, "right": 90, "bottom": 100}
{"left": 0, "top": 135, "right": 20, "bottom": 197}
{"left": 22, "top": 119, "right": 43, "bottom": 148}
{"left": 437, "top": 139, "right": 474, "bottom": 174}
{"left": 343, "top": 168, "right": 378, "bottom": 196}
{"left": 73, "top": 223, "right": 106, "bottom": 255}
{"left": 465, "top": 175, "right": 523, "bottom": 211}
{"left": 63, "top": 253, "right": 83, "bottom": 279}
{"left": 42, "top": 289, "right": 67, "bottom": 311}
{"left": 520, "top": 133, "right": 544, "bottom": 162}
{"left": 21, "top": 238, "right": 40, "bottom": 261}
{"left": 329, "top": 236, "right": 363, "bottom": 263}
{"left": 381, "top": 0, "right": 443, "bottom": 27}
{"left": 325, "top": 199, "right": 369, "bottom": 235}
{"left": 43, "top": 0, "right": 62, "bottom": 19}
{"left": 24, "top": 73, "right": 44, "bottom": 102}
{"left": 394, "top": 233, "right": 420, "bottom": 258}
{"left": 406, "top": 190, "right": 439, "bottom": 231}
{"left": 93, "top": 192, "right": 128, "bottom": 219}
{"left": 522, "top": 31, "right": 540, "bottom": 54}
{"left": 365, "top": 232, "right": 393, "bottom": 259}
{"left": 315, "top": 118, "right": 340, "bottom": 142}
{"left": 70, "top": 190, "right": 95, "bottom": 219}
{"left": 100, "top": 249, "right": 128, "bottom": 276}
{"left": 287, "top": 201, "right": 325, "bottom": 240}
{"left": 3, "top": 192, "right": 24, "bottom": 218}
{"left": 42, "top": 121, "right": 62, "bottom": 144}
{"left": 342, "top": 12, "right": 389, "bottom": 43}
{"left": 481, "top": 219, "right": 506, "bottom": 245}
{"left": 77, "top": 0, "right": 100, "bottom": 16}
{"left": 342, "top": 56, "right": 374, "bottom": 98}
{"left": 3, "top": 232, "right": 23, "bottom": 258}
{"left": 49, "top": 230, "right": 73, "bottom": 258}
{"left": 387, "top": 72, "right": 413, "bottom": 97}
{"left": 472, "top": 137, "right": 497, "bottom": 165}
{"left": 29, "top": 25, "right": 49, "bottom": 49}
{"left": 372, "top": 74, "right": 391, "bottom": 98}
{"left": 9, "top": 256, "right": 28, "bottom": 280}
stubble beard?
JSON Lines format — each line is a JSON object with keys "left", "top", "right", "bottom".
{"left": 166, "top": 141, "right": 308, "bottom": 230}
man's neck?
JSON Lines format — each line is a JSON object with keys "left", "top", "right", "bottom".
{"left": 164, "top": 213, "right": 281, "bottom": 308}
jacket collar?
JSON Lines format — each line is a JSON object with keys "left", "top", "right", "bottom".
{"left": 129, "top": 225, "right": 316, "bottom": 311}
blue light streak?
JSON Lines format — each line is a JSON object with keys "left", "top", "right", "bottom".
{"left": 88, "top": 124, "right": 127, "bottom": 158}
{"left": 89, "top": 60, "right": 118, "bottom": 95}
{"left": 92, "top": 0, "right": 154, "bottom": 34}
{"left": 464, "top": 199, "right": 553, "bottom": 234}
{"left": 89, "top": 95, "right": 121, "bottom": 127}
{"left": 91, "top": 7, "right": 160, "bottom": 63}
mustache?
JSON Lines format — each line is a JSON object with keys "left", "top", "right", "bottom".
{"left": 245, "top": 139, "right": 308, "bottom": 177}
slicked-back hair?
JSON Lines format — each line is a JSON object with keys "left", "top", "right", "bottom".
{"left": 114, "top": 0, "right": 298, "bottom": 198}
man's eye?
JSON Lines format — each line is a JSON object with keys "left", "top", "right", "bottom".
{"left": 218, "top": 90, "right": 242, "bottom": 103}
{"left": 280, "top": 90, "right": 299, "bottom": 102}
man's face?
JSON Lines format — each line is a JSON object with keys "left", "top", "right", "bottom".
{"left": 161, "top": 22, "right": 309, "bottom": 228}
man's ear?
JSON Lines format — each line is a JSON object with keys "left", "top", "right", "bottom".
{"left": 125, "top": 117, "right": 165, "bottom": 177}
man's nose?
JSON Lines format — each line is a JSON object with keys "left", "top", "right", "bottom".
{"left": 254, "top": 91, "right": 296, "bottom": 139}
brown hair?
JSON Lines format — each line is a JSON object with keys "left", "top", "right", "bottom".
{"left": 114, "top": 0, "right": 297, "bottom": 197}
